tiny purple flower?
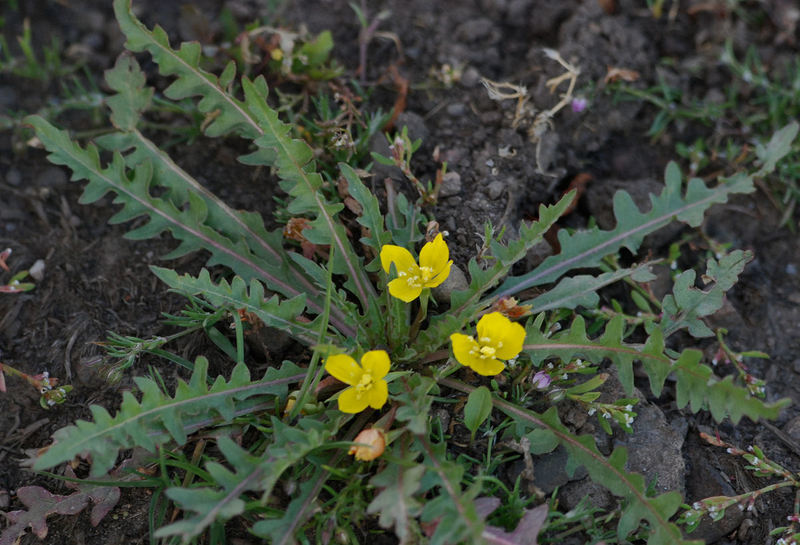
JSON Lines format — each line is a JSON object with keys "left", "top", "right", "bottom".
{"left": 571, "top": 97, "right": 588, "bottom": 113}
{"left": 531, "top": 370, "right": 551, "bottom": 389}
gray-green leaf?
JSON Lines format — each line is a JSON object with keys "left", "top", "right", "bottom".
{"left": 464, "top": 386, "right": 493, "bottom": 438}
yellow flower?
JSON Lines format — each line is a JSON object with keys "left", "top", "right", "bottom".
{"left": 349, "top": 428, "right": 386, "bottom": 461}
{"left": 380, "top": 234, "right": 453, "bottom": 302}
{"left": 325, "top": 350, "right": 390, "bottom": 413}
{"left": 450, "top": 312, "right": 526, "bottom": 376}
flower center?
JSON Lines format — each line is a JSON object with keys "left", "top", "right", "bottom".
{"left": 419, "top": 266, "right": 434, "bottom": 283}
{"left": 355, "top": 373, "right": 374, "bottom": 393}
{"left": 479, "top": 345, "right": 496, "bottom": 358}
{"left": 399, "top": 265, "right": 425, "bottom": 288}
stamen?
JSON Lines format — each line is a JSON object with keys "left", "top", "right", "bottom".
{"left": 356, "top": 373, "right": 374, "bottom": 392}
{"left": 479, "top": 345, "right": 496, "bottom": 359}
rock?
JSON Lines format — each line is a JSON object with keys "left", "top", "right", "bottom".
{"left": 683, "top": 434, "right": 745, "bottom": 543}
{"left": 455, "top": 18, "right": 495, "bottom": 42}
{"left": 446, "top": 102, "right": 467, "bottom": 117}
{"left": 534, "top": 131, "right": 559, "bottom": 173}
{"left": 29, "top": 259, "right": 45, "bottom": 282}
{"left": 439, "top": 171, "right": 462, "bottom": 197}
{"left": 531, "top": 446, "right": 587, "bottom": 494}
{"left": 395, "top": 112, "right": 430, "bottom": 145}
{"left": 461, "top": 66, "right": 481, "bottom": 88}
{"left": 619, "top": 401, "right": 687, "bottom": 495}
{"left": 34, "top": 166, "right": 67, "bottom": 188}
{"left": 525, "top": 239, "right": 553, "bottom": 270}
{"left": 783, "top": 415, "right": 800, "bottom": 441}
{"left": 559, "top": 477, "right": 615, "bottom": 512}
{"left": 432, "top": 264, "right": 468, "bottom": 303}
{"left": 487, "top": 180, "right": 505, "bottom": 200}
{"left": 0, "top": 85, "right": 17, "bottom": 110}
{"left": 5, "top": 168, "right": 22, "bottom": 187}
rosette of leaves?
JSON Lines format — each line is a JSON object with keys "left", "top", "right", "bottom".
{"left": 14, "top": 0, "right": 798, "bottom": 543}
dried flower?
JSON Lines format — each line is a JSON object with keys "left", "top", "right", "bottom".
{"left": 325, "top": 350, "right": 390, "bottom": 413}
{"left": 349, "top": 428, "right": 386, "bottom": 461}
{"left": 380, "top": 234, "right": 452, "bottom": 302}
{"left": 449, "top": 312, "right": 526, "bottom": 376}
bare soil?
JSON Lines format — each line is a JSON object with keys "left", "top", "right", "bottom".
{"left": 2, "top": 1, "right": 800, "bottom": 544}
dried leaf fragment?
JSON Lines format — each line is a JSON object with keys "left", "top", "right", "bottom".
{"left": 604, "top": 66, "right": 641, "bottom": 84}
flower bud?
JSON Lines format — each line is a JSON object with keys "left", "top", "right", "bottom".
{"left": 349, "top": 428, "right": 386, "bottom": 461}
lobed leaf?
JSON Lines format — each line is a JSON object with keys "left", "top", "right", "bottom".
{"left": 339, "top": 162, "right": 393, "bottom": 271}
{"left": 367, "top": 456, "right": 425, "bottom": 544}
{"left": 492, "top": 160, "right": 775, "bottom": 299}
{"left": 113, "top": 0, "right": 377, "bottom": 331}
{"left": 156, "top": 420, "right": 331, "bottom": 542}
{"left": 151, "top": 267, "right": 332, "bottom": 345}
{"left": 659, "top": 250, "right": 752, "bottom": 338}
{"left": 523, "top": 314, "right": 788, "bottom": 423}
{"left": 238, "top": 76, "right": 383, "bottom": 334}
{"left": 33, "top": 358, "right": 305, "bottom": 476}
{"left": 527, "top": 263, "right": 655, "bottom": 312}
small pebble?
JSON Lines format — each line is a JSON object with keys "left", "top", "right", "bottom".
{"left": 29, "top": 259, "right": 46, "bottom": 282}
{"left": 432, "top": 264, "right": 469, "bottom": 303}
{"left": 34, "top": 166, "right": 67, "bottom": 188}
{"left": 460, "top": 66, "right": 481, "bottom": 88}
{"left": 785, "top": 263, "right": 797, "bottom": 276}
{"left": 438, "top": 171, "right": 462, "bottom": 197}
{"left": 5, "top": 168, "right": 22, "bottom": 187}
{"left": 487, "top": 180, "right": 505, "bottom": 200}
{"left": 446, "top": 103, "right": 466, "bottom": 116}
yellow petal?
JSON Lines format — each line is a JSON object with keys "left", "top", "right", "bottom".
{"left": 476, "top": 312, "right": 509, "bottom": 340}
{"left": 494, "top": 320, "right": 526, "bottom": 360}
{"left": 361, "top": 350, "right": 391, "bottom": 379}
{"left": 338, "top": 387, "right": 370, "bottom": 413}
{"left": 367, "top": 379, "right": 389, "bottom": 409}
{"left": 477, "top": 312, "right": 525, "bottom": 360}
{"left": 424, "top": 260, "right": 452, "bottom": 288}
{"left": 380, "top": 244, "right": 417, "bottom": 275}
{"left": 325, "top": 354, "right": 362, "bottom": 386}
{"left": 419, "top": 234, "right": 450, "bottom": 276}
{"left": 388, "top": 276, "right": 422, "bottom": 302}
{"left": 450, "top": 333, "right": 483, "bottom": 369}
{"left": 469, "top": 357, "right": 506, "bottom": 376}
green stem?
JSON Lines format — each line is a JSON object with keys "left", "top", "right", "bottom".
{"left": 290, "top": 245, "right": 335, "bottom": 420}
{"left": 408, "top": 290, "right": 429, "bottom": 342}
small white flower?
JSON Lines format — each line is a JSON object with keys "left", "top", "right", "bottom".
{"left": 625, "top": 404, "right": 633, "bottom": 411}
{"left": 603, "top": 412, "right": 611, "bottom": 419}
{"left": 588, "top": 408, "right": 596, "bottom": 416}
{"left": 692, "top": 502, "right": 701, "bottom": 510}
